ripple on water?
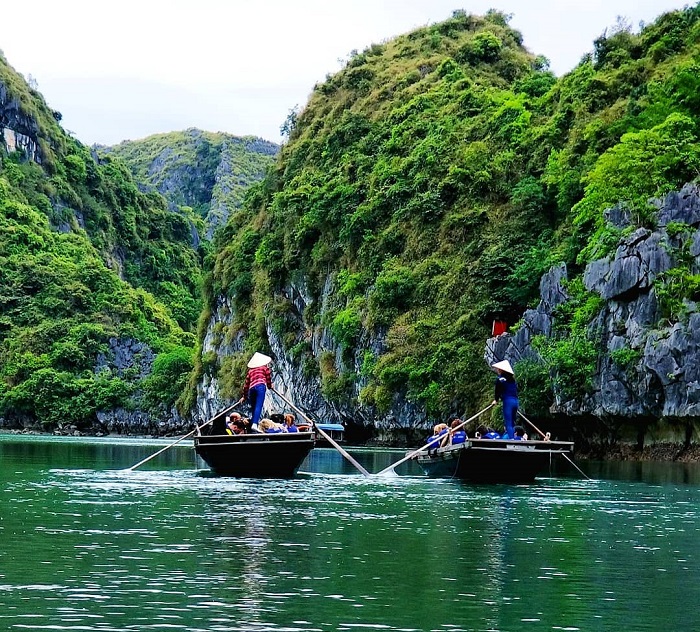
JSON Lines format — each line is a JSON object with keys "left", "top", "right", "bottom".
{"left": 1, "top": 445, "right": 699, "bottom": 631}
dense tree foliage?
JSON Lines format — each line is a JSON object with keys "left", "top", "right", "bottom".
{"left": 201, "top": 6, "right": 700, "bottom": 419}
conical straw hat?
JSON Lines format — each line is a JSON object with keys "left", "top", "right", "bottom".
{"left": 492, "top": 359, "right": 514, "bottom": 374}
{"left": 247, "top": 352, "right": 272, "bottom": 368}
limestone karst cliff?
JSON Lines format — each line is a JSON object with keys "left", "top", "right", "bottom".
{"left": 197, "top": 185, "right": 700, "bottom": 446}
{"left": 487, "top": 184, "right": 700, "bottom": 448}
{"left": 6, "top": 6, "right": 700, "bottom": 445}
{"left": 191, "top": 6, "right": 700, "bottom": 447}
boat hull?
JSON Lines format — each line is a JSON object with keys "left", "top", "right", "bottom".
{"left": 416, "top": 439, "right": 574, "bottom": 483}
{"left": 194, "top": 432, "right": 315, "bottom": 477}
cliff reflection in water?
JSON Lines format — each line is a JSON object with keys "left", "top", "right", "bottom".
{"left": 581, "top": 458, "right": 700, "bottom": 485}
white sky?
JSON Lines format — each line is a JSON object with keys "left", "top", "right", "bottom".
{"left": 1, "top": 0, "right": 687, "bottom": 146}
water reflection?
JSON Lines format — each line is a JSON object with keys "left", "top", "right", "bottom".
{"left": 0, "top": 433, "right": 198, "bottom": 471}
{"left": 580, "top": 458, "right": 700, "bottom": 485}
{"left": 302, "top": 446, "right": 422, "bottom": 477}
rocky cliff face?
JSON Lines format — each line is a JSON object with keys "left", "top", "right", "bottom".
{"left": 487, "top": 184, "right": 700, "bottom": 446}
{"left": 205, "top": 138, "right": 278, "bottom": 238}
{"left": 0, "top": 82, "right": 42, "bottom": 162}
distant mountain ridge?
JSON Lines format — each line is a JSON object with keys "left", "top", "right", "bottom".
{"left": 100, "top": 129, "right": 278, "bottom": 238}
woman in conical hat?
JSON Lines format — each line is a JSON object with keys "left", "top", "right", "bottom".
{"left": 491, "top": 359, "right": 518, "bottom": 439}
{"left": 247, "top": 352, "right": 272, "bottom": 369}
{"left": 238, "top": 352, "right": 272, "bottom": 432}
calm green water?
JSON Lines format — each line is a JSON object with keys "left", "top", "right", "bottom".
{"left": 1, "top": 435, "right": 699, "bottom": 632}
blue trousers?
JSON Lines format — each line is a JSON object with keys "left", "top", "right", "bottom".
{"left": 502, "top": 397, "right": 518, "bottom": 439}
{"left": 248, "top": 384, "right": 267, "bottom": 426}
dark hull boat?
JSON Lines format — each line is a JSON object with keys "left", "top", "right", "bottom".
{"left": 415, "top": 438, "right": 574, "bottom": 483}
{"left": 194, "top": 432, "right": 315, "bottom": 477}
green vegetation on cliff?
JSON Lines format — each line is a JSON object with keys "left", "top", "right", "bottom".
{"left": 0, "top": 52, "right": 200, "bottom": 428}
{"left": 202, "top": 6, "right": 700, "bottom": 419}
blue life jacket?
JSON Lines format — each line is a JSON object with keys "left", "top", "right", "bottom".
{"left": 451, "top": 430, "right": 466, "bottom": 444}
{"left": 483, "top": 431, "right": 501, "bottom": 439}
{"left": 425, "top": 429, "right": 447, "bottom": 447}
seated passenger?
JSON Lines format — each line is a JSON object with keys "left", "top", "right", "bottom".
{"left": 513, "top": 425, "right": 528, "bottom": 441}
{"left": 270, "top": 413, "right": 285, "bottom": 426}
{"left": 426, "top": 423, "right": 449, "bottom": 449}
{"left": 449, "top": 419, "right": 466, "bottom": 445}
{"left": 228, "top": 418, "right": 246, "bottom": 435}
{"left": 283, "top": 413, "right": 299, "bottom": 432}
{"left": 288, "top": 413, "right": 311, "bottom": 432}
{"left": 226, "top": 412, "right": 245, "bottom": 435}
{"left": 475, "top": 424, "right": 501, "bottom": 439}
{"left": 260, "top": 418, "right": 284, "bottom": 433}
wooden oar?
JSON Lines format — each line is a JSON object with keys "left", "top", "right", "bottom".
{"left": 271, "top": 388, "right": 370, "bottom": 477}
{"left": 517, "top": 410, "right": 591, "bottom": 480}
{"left": 375, "top": 402, "right": 496, "bottom": 476}
{"left": 125, "top": 402, "right": 240, "bottom": 471}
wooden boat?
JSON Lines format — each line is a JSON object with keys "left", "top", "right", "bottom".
{"left": 193, "top": 411, "right": 315, "bottom": 477}
{"left": 415, "top": 437, "right": 574, "bottom": 483}
{"left": 194, "top": 431, "right": 315, "bottom": 477}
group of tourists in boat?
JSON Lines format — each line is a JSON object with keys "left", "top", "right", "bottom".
{"left": 424, "top": 358, "right": 531, "bottom": 448}
{"left": 426, "top": 418, "right": 529, "bottom": 450}
{"left": 212, "top": 350, "right": 312, "bottom": 435}
{"left": 193, "top": 351, "right": 321, "bottom": 477}
{"left": 216, "top": 411, "right": 310, "bottom": 435}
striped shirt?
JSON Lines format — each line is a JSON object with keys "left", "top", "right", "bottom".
{"left": 243, "top": 365, "right": 272, "bottom": 396}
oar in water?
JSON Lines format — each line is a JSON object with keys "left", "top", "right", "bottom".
{"left": 271, "top": 388, "right": 370, "bottom": 478}
{"left": 124, "top": 402, "right": 240, "bottom": 472}
{"left": 375, "top": 402, "right": 496, "bottom": 476}
{"left": 517, "top": 410, "right": 591, "bottom": 481}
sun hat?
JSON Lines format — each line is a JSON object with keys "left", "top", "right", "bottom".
{"left": 492, "top": 359, "right": 514, "bottom": 374}
{"left": 247, "top": 352, "right": 272, "bottom": 368}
